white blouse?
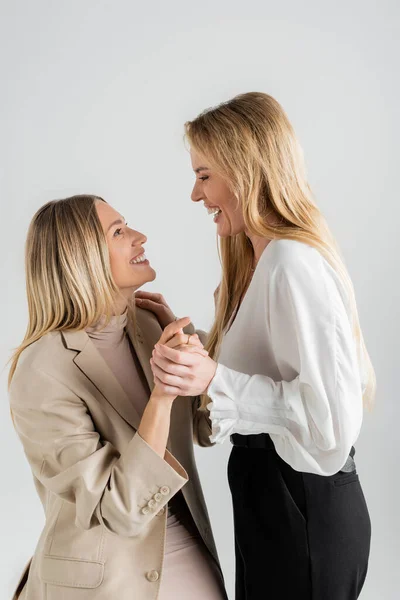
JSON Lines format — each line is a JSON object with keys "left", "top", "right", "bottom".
{"left": 207, "top": 239, "right": 367, "bottom": 476}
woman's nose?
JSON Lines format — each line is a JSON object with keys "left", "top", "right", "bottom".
{"left": 191, "top": 182, "right": 203, "bottom": 203}
{"left": 131, "top": 230, "right": 147, "bottom": 245}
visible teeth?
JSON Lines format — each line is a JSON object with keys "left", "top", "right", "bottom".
{"left": 130, "top": 253, "right": 147, "bottom": 264}
{"left": 207, "top": 207, "right": 221, "bottom": 217}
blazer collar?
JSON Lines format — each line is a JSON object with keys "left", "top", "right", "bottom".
{"left": 61, "top": 315, "right": 154, "bottom": 432}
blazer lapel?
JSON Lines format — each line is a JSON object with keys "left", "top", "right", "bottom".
{"left": 61, "top": 328, "right": 142, "bottom": 431}
{"left": 125, "top": 318, "right": 155, "bottom": 394}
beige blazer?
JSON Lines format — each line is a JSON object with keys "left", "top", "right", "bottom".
{"left": 9, "top": 308, "right": 225, "bottom": 600}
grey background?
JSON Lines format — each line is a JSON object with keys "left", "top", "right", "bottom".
{"left": 1, "top": 1, "right": 399, "bottom": 598}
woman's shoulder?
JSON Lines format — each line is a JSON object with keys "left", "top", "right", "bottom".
{"left": 261, "top": 238, "right": 349, "bottom": 308}
{"left": 11, "top": 330, "right": 70, "bottom": 386}
{"left": 263, "top": 238, "right": 323, "bottom": 274}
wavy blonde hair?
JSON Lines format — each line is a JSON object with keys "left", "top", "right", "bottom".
{"left": 185, "top": 92, "right": 376, "bottom": 408}
{"left": 8, "top": 194, "right": 136, "bottom": 386}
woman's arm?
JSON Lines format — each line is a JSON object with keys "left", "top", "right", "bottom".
{"left": 151, "top": 253, "right": 364, "bottom": 476}
{"left": 137, "top": 392, "right": 175, "bottom": 458}
{"left": 10, "top": 351, "right": 188, "bottom": 538}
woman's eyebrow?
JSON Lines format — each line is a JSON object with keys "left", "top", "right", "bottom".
{"left": 106, "top": 218, "right": 125, "bottom": 233}
{"left": 194, "top": 167, "right": 209, "bottom": 173}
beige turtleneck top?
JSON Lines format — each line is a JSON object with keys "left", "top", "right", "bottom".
{"left": 86, "top": 311, "right": 150, "bottom": 417}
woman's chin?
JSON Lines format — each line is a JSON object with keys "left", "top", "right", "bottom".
{"left": 126, "top": 266, "right": 156, "bottom": 290}
{"left": 147, "top": 266, "right": 156, "bottom": 281}
{"left": 138, "top": 265, "right": 156, "bottom": 284}
{"left": 217, "top": 222, "right": 242, "bottom": 238}
{"left": 216, "top": 219, "right": 231, "bottom": 238}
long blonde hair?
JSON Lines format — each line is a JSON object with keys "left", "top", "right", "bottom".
{"left": 185, "top": 92, "right": 376, "bottom": 408}
{"left": 8, "top": 194, "right": 135, "bottom": 386}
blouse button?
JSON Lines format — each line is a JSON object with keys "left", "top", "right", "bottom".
{"left": 146, "top": 570, "right": 159, "bottom": 582}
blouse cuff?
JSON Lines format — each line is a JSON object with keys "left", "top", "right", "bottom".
{"left": 207, "top": 363, "right": 241, "bottom": 444}
{"left": 206, "top": 363, "right": 293, "bottom": 444}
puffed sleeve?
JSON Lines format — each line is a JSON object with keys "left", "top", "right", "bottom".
{"left": 207, "top": 250, "right": 363, "bottom": 475}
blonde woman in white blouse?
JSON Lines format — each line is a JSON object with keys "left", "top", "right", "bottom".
{"left": 138, "top": 92, "right": 375, "bottom": 600}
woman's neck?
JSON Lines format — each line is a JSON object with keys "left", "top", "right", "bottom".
{"left": 246, "top": 234, "right": 272, "bottom": 267}
{"left": 112, "top": 293, "right": 129, "bottom": 316}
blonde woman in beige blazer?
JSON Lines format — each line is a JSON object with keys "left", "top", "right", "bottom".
{"left": 8, "top": 195, "right": 227, "bottom": 600}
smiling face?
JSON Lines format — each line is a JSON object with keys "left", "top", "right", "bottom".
{"left": 95, "top": 200, "right": 156, "bottom": 298}
{"left": 190, "top": 148, "right": 246, "bottom": 237}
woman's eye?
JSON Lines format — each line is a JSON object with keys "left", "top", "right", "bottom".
{"left": 113, "top": 228, "right": 123, "bottom": 237}
{"left": 199, "top": 176, "right": 209, "bottom": 181}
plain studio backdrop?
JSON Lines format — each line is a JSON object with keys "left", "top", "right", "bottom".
{"left": 0, "top": 1, "right": 398, "bottom": 598}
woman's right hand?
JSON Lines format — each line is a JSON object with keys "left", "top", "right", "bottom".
{"left": 150, "top": 317, "right": 207, "bottom": 400}
{"left": 135, "top": 291, "right": 176, "bottom": 330}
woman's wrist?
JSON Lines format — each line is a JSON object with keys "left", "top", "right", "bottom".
{"left": 205, "top": 359, "right": 218, "bottom": 395}
{"left": 149, "top": 390, "right": 176, "bottom": 409}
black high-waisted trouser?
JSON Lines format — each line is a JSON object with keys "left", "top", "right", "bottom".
{"left": 228, "top": 433, "right": 371, "bottom": 600}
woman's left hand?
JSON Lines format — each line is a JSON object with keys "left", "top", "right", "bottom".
{"left": 150, "top": 343, "right": 218, "bottom": 397}
{"left": 135, "top": 291, "right": 176, "bottom": 330}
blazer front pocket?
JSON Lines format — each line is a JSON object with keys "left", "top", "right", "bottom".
{"left": 40, "top": 556, "right": 104, "bottom": 589}
{"left": 48, "top": 500, "right": 105, "bottom": 562}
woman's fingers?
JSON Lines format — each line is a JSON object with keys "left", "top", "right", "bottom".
{"left": 154, "top": 376, "right": 181, "bottom": 396}
{"left": 135, "top": 297, "right": 163, "bottom": 313}
{"left": 165, "top": 333, "right": 204, "bottom": 350}
{"left": 154, "top": 343, "right": 203, "bottom": 366}
{"left": 151, "top": 353, "right": 191, "bottom": 376}
{"left": 150, "top": 359, "right": 185, "bottom": 388}
{"left": 158, "top": 317, "right": 191, "bottom": 345}
{"left": 135, "top": 292, "right": 165, "bottom": 313}
{"left": 135, "top": 291, "right": 166, "bottom": 305}
{"left": 135, "top": 292, "right": 176, "bottom": 329}
{"left": 166, "top": 344, "right": 208, "bottom": 357}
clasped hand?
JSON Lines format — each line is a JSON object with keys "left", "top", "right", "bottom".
{"left": 150, "top": 317, "right": 217, "bottom": 397}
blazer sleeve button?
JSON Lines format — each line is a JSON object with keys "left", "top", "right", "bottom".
{"left": 146, "top": 570, "right": 160, "bottom": 582}
{"left": 160, "top": 486, "right": 170, "bottom": 496}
